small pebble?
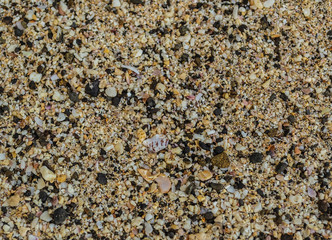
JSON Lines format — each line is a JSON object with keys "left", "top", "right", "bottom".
{"left": 211, "top": 152, "right": 230, "bottom": 168}
{"left": 96, "top": 173, "right": 107, "bottom": 185}
{"left": 249, "top": 152, "right": 263, "bottom": 163}
{"left": 52, "top": 207, "right": 68, "bottom": 224}
{"left": 155, "top": 174, "right": 171, "bottom": 193}
{"left": 40, "top": 166, "right": 56, "bottom": 182}
{"left": 197, "top": 170, "right": 213, "bottom": 181}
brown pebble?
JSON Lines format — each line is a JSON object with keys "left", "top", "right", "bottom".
{"left": 211, "top": 152, "right": 230, "bottom": 168}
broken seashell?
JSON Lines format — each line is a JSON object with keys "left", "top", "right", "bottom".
{"left": 155, "top": 174, "right": 171, "bottom": 193}
{"left": 138, "top": 169, "right": 158, "bottom": 182}
{"left": 143, "top": 134, "right": 169, "bottom": 153}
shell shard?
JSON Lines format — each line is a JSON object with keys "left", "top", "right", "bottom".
{"left": 143, "top": 134, "right": 169, "bottom": 152}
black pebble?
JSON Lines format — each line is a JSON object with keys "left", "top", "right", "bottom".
{"left": 146, "top": 97, "right": 156, "bottom": 108}
{"left": 28, "top": 81, "right": 36, "bottom": 90}
{"left": 213, "top": 108, "right": 222, "bottom": 116}
{"left": 279, "top": 92, "right": 288, "bottom": 101}
{"left": 199, "top": 141, "right": 210, "bottom": 151}
{"left": 203, "top": 211, "right": 215, "bottom": 223}
{"left": 85, "top": 80, "right": 100, "bottom": 97}
{"left": 210, "top": 183, "right": 223, "bottom": 192}
{"left": 213, "top": 146, "right": 224, "bottom": 155}
{"left": 256, "top": 188, "right": 265, "bottom": 198}
{"left": 3, "top": 16, "right": 13, "bottom": 25}
{"left": 317, "top": 200, "right": 329, "bottom": 213}
{"left": 280, "top": 234, "right": 293, "bottom": 240}
{"left": 275, "top": 162, "right": 288, "bottom": 174}
{"left": 130, "top": 0, "right": 143, "bottom": 4}
{"left": 24, "top": 190, "right": 31, "bottom": 197}
{"left": 287, "top": 115, "right": 295, "bottom": 123}
{"left": 97, "top": 173, "right": 107, "bottom": 185}
{"left": 111, "top": 96, "right": 121, "bottom": 107}
{"left": 14, "top": 27, "right": 24, "bottom": 37}
{"left": 53, "top": 207, "right": 68, "bottom": 224}
{"left": 68, "top": 91, "right": 79, "bottom": 102}
{"left": 39, "top": 190, "right": 48, "bottom": 203}
{"left": 327, "top": 30, "right": 332, "bottom": 40}
{"left": 249, "top": 152, "right": 263, "bottom": 163}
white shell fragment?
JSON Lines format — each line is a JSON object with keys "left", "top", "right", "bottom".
{"left": 143, "top": 134, "right": 169, "bottom": 152}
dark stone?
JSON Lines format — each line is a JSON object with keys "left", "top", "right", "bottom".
{"left": 39, "top": 190, "right": 48, "bottom": 203}
{"left": 238, "top": 24, "right": 248, "bottom": 32}
{"left": 210, "top": 183, "right": 223, "bottom": 191}
{"left": 28, "top": 81, "right": 37, "bottom": 90}
{"left": 256, "top": 188, "right": 265, "bottom": 197}
{"left": 179, "top": 53, "right": 189, "bottom": 63}
{"left": 288, "top": 115, "right": 295, "bottom": 123}
{"left": 52, "top": 207, "right": 68, "bottom": 224}
{"left": 2, "top": 16, "right": 13, "bottom": 25}
{"left": 64, "top": 52, "right": 74, "bottom": 63}
{"left": 96, "top": 173, "right": 107, "bottom": 185}
{"left": 68, "top": 91, "right": 79, "bottom": 102}
{"left": 260, "top": 16, "right": 270, "bottom": 30}
{"left": 146, "top": 97, "right": 156, "bottom": 108}
{"left": 179, "top": 25, "right": 189, "bottom": 36}
{"left": 198, "top": 141, "right": 210, "bottom": 151}
{"left": 213, "top": 146, "right": 224, "bottom": 155}
{"left": 317, "top": 200, "right": 329, "bottom": 213}
{"left": 203, "top": 211, "right": 215, "bottom": 222}
{"left": 275, "top": 162, "right": 288, "bottom": 174}
{"left": 111, "top": 96, "right": 121, "bottom": 107}
{"left": 249, "top": 152, "right": 263, "bottom": 163}
{"left": 129, "top": 0, "right": 143, "bottom": 4}
{"left": 173, "top": 43, "right": 182, "bottom": 51}
{"left": 279, "top": 92, "right": 289, "bottom": 101}
{"left": 24, "top": 190, "right": 31, "bottom": 197}
{"left": 85, "top": 80, "right": 100, "bottom": 97}
{"left": 280, "top": 234, "right": 293, "bottom": 240}
{"left": 327, "top": 30, "right": 332, "bottom": 40}
{"left": 185, "top": 183, "right": 195, "bottom": 195}
{"left": 14, "top": 27, "right": 24, "bottom": 37}
{"left": 213, "top": 108, "right": 222, "bottom": 116}
{"left": 269, "top": 93, "right": 277, "bottom": 101}
{"left": 234, "top": 179, "right": 245, "bottom": 189}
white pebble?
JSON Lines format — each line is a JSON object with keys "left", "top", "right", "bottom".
{"left": 57, "top": 113, "right": 66, "bottom": 122}
{"left": 112, "top": 0, "right": 121, "bottom": 7}
{"left": 225, "top": 185, "right": 235, "bottom": 193}
{"left": 105, "top": 86, "right": 117, "bottom": 97}
{"left": 0, "top": 153, "right": 5, "bottom": 161}
{"left": 40, "top": 211, "right": 52, "bottom": 222}
{"left": 145, "top": 222, "right": 153, "bottom": 235}
{"left": 40, "top": 166, "right": 56, "bottom": 182}
{"left": 254, "top": 202, "right": 262, "bottom": 212}
{"left": 30, "top": 72, "right": 42, "bottom": 82}
{"left": 263, "top": 0, "right": 275, "bottom": 8}
{"left": 145, "top": 213, "right": 153, "bottom": 221}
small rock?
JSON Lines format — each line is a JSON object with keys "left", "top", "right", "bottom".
{"left": 155, "top": 174, "right": 171, "bottom": 193}
{"left": 14, "top": 27, "right": 24, "bottom": 37}
{"left": 307, "top": 187, "right": 317, "bottom": 198}
{"left": 37, "top": 178, "right": 46, "bottom": 189}
{"left": 68, "top": 91, "right": 79, "bottom": 102}
{"left": 96, "top": 173, "right": 107, "bottom": 185}
{"left": 29, "top": 72, "right": 42, "bottom": 82}
{"left": 40, "top": 211, "right": 52, "bottom": 222}
{"left": 112, "top": 0, "right": 121, "bottom": 7}
{"left": 317, "top": 200, "right": 329, "bottom": 213}
{"left": 114, "top": 142, "right": 124, "bottom": 154}
{"left": 249, "top": 152, "right": 263, "bottom": 163}
{"left": 85, "top": 80, "right": 100, "bottom": 97}
{"left": 254, "top": 202, "right": 262, "bottom": 212}
{"left": 213, "top": 146, "right": 224, "bottom": 155}
{"left": 263, "top": 0, "right": 275, "bottom": 8}
{"left": 145, "top": 222, "right": 153, "bottom": 235}
{"left": 136, "top": 128, "right": 146, "bottom": 142}
{"left": 52, "top": 207, "right": 68, "bottom": 224}
{"left": 189, "top": 232, "right": 211, "bottom": 240}
{"left": 40, "top": 166, "right": 56, "bottom": 182}
{"left": 275, "top": 162, "right": 288, "bottom": 174}
{"left": 197, "top": 170, "right": 213, "bottom": 181}
{"left": 105, "top": 86, "right": 117, "bottom": 97}
{"left": 64, "top": 52, "right": 74, "bottom": 63}
{"left": 4, "top": 194, "right": 21, "bottom": 207}
{"left": 53, "top": 90, "right": 65, "bottom": 101}
{"left": 211, "top": 152, "right": 230, "bottom": 168}
{"left": 129, "top": 0, "right": 143, "bottom": 4}
{"left": 210, "top": 183, "right": 223, "bottom": 192}
{"left": 39, "top": 190, "right": 48, "bottom": 202}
